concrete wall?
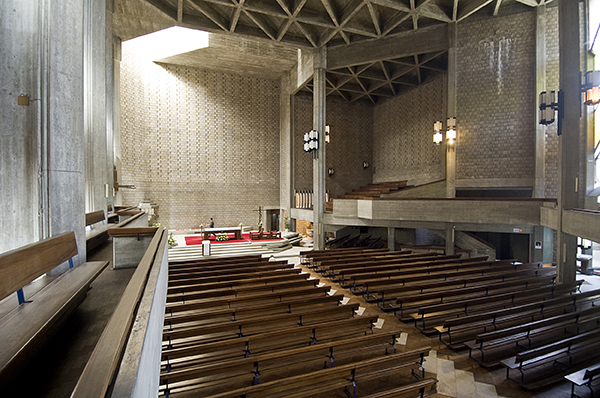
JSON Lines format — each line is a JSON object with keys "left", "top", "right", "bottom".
{"left": 456, "top": 10, "right": 536, "bottom": 188}
{"left": 119, "top": 43, "right": 281, "bottom": 230}
{"left": 0, "top": 0, "right": 111, "bottom": 272}
{"left": 372, "top": 77, "right": 446, "bottom": 184}
{"left": 293, "top": 95, "right": 374, "bottom": 199}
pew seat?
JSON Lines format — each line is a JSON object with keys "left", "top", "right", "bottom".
{"left": 0, "top": 231, "right": 108, "bottom": 384}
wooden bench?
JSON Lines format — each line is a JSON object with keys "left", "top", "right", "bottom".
{"left": 368, "top": 267, "right": 556, "bottom": 309}
{"left": 501, "top": 328, "right": 600, "bottom": 389}
{"left": 565, "top": 363, "right": 600, "bottom": 398}
{"left": 163, "top": 294, "right": 348, "bottom": 332}
{"left": 433, "top": 281, "right": 584, "bottom": 346}
{"left": 85, "top": 210, "right": 110, "bottom": 252}
{"left": 390, "top": 276, "right": 557, "bottom": 318}
{"left": 467, "top": 303, "right": 600, "bottom": 367}
{"left": 0, "top": 232, "right": 108, "bottom": 383}
{"left": 161, "top": 347, "right": 432, "bottom": 398}
{"left": 168, "top": 268, "right": 302, "bottom": 288}
{"left": 162, "top": 315, "right": 379, "bottom": 366}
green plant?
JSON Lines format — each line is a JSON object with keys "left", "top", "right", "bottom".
{"left": 168, "top": 233, "right": 177, "bottom": 247}
{"left": 152, "top": 221, "right": 162, "bottom": 227}
{"left": 284, "top": 217, "right": 290, "bottom": 230}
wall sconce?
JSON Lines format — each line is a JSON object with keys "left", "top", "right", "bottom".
{"left": 583, "top": 71, "right": 600, "bottom": 106}
{"left": 363, "top": 161, "right": 370, "bottom": 169}
{"left": 303, "top": 130, "right": 319, "bottom": 158}
{"left": 539, "top": 91, "right": 558, "bottom": 125}
{"left": 446, "top": 117, "right": 456, "bottom": 144}
{"left": 433, "top": 121, "right": 443, "bottom": 145}
{"left": 328, "top": 168, "right": 335, "bottom": 176}
{"left": 325, "top": 125, "right": 331, "bottom": 144}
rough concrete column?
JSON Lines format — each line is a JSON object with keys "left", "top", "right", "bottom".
{"left": 46, "top": 0, "right": 87, "bottom": 273}
{"left": 387, "top": 227, "right": 396, "bottom": 251}
{"left": 312, "top": 47, "right": 327, "bottom": 250}
{"left": 556, "top": 0, "right": 581, "bottom": 284}
{"left": 280, "top": 72, "right": 294, "bottom": 231}
{"left": 445, "top": 224, "right": 455, "bottom": 255}
{"left": 0, "top": 0, "right": 39, "bottom": 253}
{"left": 446, "top": 23, "right": 457, "bottom": 198}
{"left": 534, "top": 5, "right": 546, "bottom": 198}
{"left": 530, "top": 226, "right": 544, "bottom": 262}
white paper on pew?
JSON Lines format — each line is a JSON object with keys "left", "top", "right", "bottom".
{"left": 327, "top": 289, "right": 337, "bottom": 296}
{"left": 294, "top": 264, "right": 302, "bottom": 268}
{"left": 308, "top": 276, "right": 316, "bottom": 280}
{"left": 317, "top": 283, "right": 326, "bottom": 288}
{"left": 341, "top": 297, "right": 350, "bottom": 305}
{"left": 396, "top": 332, "right": 408, "bottom": 345}
{"left": 373, "top": 318, "right": 385, "bottom": 329}
{"left": 356, "top": 307, "right": 366, "bottom": 316}
{"left": 300, "top": 271, "right": 308, "bottom": 274}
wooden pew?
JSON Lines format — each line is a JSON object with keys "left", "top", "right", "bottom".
{"left": 565, "top": 363, "right": 600, "bottom": 398}
{"left": 430, "top": 281, "right": 584, "bottom": 345}
{"left": 169, "top": 260, "right": 292, "bottom": 282}
{"left": 390, "top": 276, "right": 557, "bottom": 317}
{"left": 0, "top": 232, "right": 108, "bottom": 384}
{"left": 501, "top": 328, "right": 600, "bottom": 390}
{"left": 366, "top": 266, "right": 556, "bottom": 309}
{"left": 162, "top": 315, "right": 380, "bottom": 367}
{"left": 161, "top": 347, "right": 432, "bottom": 398}
{"left": 85, "top": 210, "right": 110, "bottom": 252}
{"left": 163, "top": 294, "right": 347, "bottom": 331}
{"left": 168, "top": 268, "right": 302, "bottom": 288}
{"left": 166, "top": 278, "right": 321, "bottom": 303}
{"left": 467, "top": 303, "right": 600, "bottom": 367}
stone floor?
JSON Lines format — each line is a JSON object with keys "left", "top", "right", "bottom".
{"left": 7, "top": 243, "right": 598, "bottom": 397}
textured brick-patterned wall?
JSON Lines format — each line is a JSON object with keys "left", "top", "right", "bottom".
{"left": 293, "top": 95, "right": 374, "bottom": 199}
{"left": 456, "top": 11, "right": 536, "bottom": 182}
{"left": 372, "top": 77, "right": 445, "bottom": 183}
{"left": 544, "top": 6, "right": 559, "bottom": 198}
{"left": 120, "top": 45, "right": 280, "bottom": 230}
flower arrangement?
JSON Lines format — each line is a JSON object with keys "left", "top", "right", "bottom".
{"left": 215, "top": 232, "right": 229, "bottom": 241}
{"left": 152, "top": 221, "right": 162, "bottom": 227}
{"left": 168, "top": 233, "right": 177, "bottom": 247}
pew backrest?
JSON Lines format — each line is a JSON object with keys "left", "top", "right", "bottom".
{"left": 0, "top": 231, "right": 78, "bottom": 302}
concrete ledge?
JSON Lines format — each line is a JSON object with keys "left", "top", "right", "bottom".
{"left": 563, "top": 210, "right": 600, "bottom": 243}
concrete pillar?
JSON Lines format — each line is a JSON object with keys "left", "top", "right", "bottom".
{"left": 387, "top": 227, "right": 396, "bottom": 251}
{"left": 46, "top": 0, "right": 87, "bottom": 273}
{"left": 312, "top": 48, "right": 327, "bottom": 250}
{"left": 280, "top": 72, "right": 294, "bottom": 231}
{"left": 530, "top": 226, "right": 545, "bottom": 263}
{"left": 0, "top": 0, "right": 39, "bottom": 253}
{"left": 446, "top": 23, "right": 457, "bottom": 198}
{"left": 556, "top": 0, "right": 581, "bottom": 283}
{"left": 534, "top": 5, "right": 546, "bottom": 198}
{"left": 445, "top": 224, "right": 455, "bottom": 255}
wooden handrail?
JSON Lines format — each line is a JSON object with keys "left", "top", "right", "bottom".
{"left": 71, "top": 227, "right": 166, "bottom": 398}
{"left": 85, "top": 210, "right": 106, "bottom": 227}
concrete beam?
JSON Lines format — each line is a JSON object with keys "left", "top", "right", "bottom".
{"left": 327, "top": 24, "right": 448, "bottom": 70}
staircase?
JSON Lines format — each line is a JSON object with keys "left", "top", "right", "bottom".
{"left": 423, "top": 350, "right": 507, "bottom": 398}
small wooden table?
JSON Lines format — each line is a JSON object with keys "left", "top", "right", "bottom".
{"left": 203, "top": 227, "right": 242, "bottom": 240}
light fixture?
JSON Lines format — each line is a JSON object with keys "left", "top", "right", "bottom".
{"left": 433, "top": 121, "right": 443, "bottom": 145}
{"left": 583, "top": 71, "right": 600, "bottom": 106}
{"left": 325, "top": 125, "right": 331, "bottom": 144}
{"left": 446, "top": 117, "right": 456, "bottom": 144}
{"left": 539, "top": 91, "right": 559, "bottom": 125}
{"left": 363, "top": 161, "right": 370, "bottom": 169}
{"left": 328, "top": 168, "right": 335, "bottom": 176}
{"left": 303, "top": 130, "right": 319, "bottom": 153}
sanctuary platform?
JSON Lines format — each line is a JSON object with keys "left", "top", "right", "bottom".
{"left": 167, "top": 229, "right": 302, "bottom": 262}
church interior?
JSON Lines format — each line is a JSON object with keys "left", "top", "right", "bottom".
{"left": 2, "top": 0, "right": 600, "bottom": 397}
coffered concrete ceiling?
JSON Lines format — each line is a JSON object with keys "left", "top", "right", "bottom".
{"left": 113, "top": 0, "right": 550, "bottom": 103}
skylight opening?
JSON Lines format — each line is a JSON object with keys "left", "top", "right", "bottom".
{"left": 123, "top": 26, "right": 209, "bottom": 60}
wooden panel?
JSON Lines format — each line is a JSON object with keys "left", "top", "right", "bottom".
{"left": 0, "top": 232, "right": 78, "bottom": 302}
{"left": 85, "top": 210, "right": 105, "bottom": 226}
{"left": 71, "top": 228, "right": 166, "bottom": 398}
